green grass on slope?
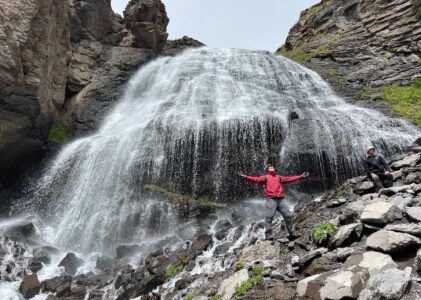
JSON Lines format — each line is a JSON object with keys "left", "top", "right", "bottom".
{"left": 382, "top": 79, "right": 421, "bottom": 125}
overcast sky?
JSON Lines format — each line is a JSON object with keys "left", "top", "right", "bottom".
{"left": 111, "top": 0, "right": 320, "bottom": 51}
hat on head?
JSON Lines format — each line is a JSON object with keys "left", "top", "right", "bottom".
{"left": 265, "top": 164, "right": 274, "bottom": 171}
{"left": 367, "top": 146, "right": 375, "bottom": 154}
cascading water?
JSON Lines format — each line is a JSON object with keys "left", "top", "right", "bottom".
{"left": 16, "top": 48, "right": 419, "bottom": 253}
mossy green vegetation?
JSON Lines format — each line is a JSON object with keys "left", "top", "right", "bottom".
{"left": 325, "top": 68, "right": 337, "bottom": 77}
{"left": 277, "top": 43, "right": 331, "bottom": 64}
{"left": 143, "top": 184, "right": 192, "bottom": 203}
{"left": 211, "top": 295, "right": 223, "bottom": 300}
{"left": 198, "top": 196, "right": 215, "bottom": 211}
{"left": 335, "top": 189, "right": 348, "bottom": 199}
{"left": 311, "top": 223, "right": 336, "bottom": 245}
{"left": 184, "top": 292, "right": 193, "bottom": 300}
{"left": 234, "top": 265, "right": 264, "bottom": 297}
{"left": 382, "top": 79, "right": 421, "bottom": 125}
{"left": 48, "top": 122, "right": 69, "bottom": 144}
{"left": 165, "top": 261, "right": 187, "bottom": 278}
{"left": 234, "top": 261, "right": 243, "bottom": 271}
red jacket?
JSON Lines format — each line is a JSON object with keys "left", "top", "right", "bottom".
{"left": 245, "top": 173, "right": 304, "bottom": 198}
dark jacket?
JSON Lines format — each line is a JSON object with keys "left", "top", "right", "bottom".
{"left": 363, "top": 154, "right": 391, "bottom": 176}
{"left": 244, "top": 172, "right": 303, "bottom": 198}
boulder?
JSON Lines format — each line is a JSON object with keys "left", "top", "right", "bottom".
{"left": 389, "top": 194, "right": 413, "bottom": 210}
{"left": 405, "top": 172, "right": 421, "bottom": 184}
{"left": 19, "top": 274, "right": 41, "bottom": 299}
{"left": 58, "top": 253, "right": 84, "bottom": 275}
{"left": 391, "top": 153, "right": 420, "bottom": 169}
{"left": 343, "top": 251, "right": 397, "bottom": 276}
{"left": 239, "top": 241, "right": 280, "bottom": 265}
{"left": 379, "top": 184, "right": 415, "bottom": 196}
{"left": 360, "top": 201, "right": 402, "bottom": 225}
{"left": 323, "top": 247, "right": 356, "bottom": 262}
{"left": 214, "top": 242, "right": 233, "bottom": 256}
{"left": 96, "top": 256, "right": 114, "bottom": 271}
{"left": 214, "top": 219, "right": 232, "bottom": 240}
{"left": 297, "top": 266, "right": 369, "bottom": 299}
{"left": 217, "top": 269, "right": 249, "bottom": 300}
{"left": 355, "top": 181, "right": 375, "bottom": 195}
{"left": 123, "top": 0, "right": 169, "bottom": 51}
{"left": 406, "top": 207, "right": 421, "bottom": 222}
{"left": 191, "top": 234, "right": 213, "bottom": 254}
{"left": 116, "top": 244, "right": 141, "bottom": 258}
{"left": 41, "top": 275, "right": 72, "bottom": 293}
{"left": 413, "top": 183, "right": 421, "bottom": 194}
{"left": 366, "top": 230, "right": 421, "bottom": 253}
{"left": 329, "top": 223, "right": 363, "bottom": 249}
{"left": 384, "top": 223, "right": 421, "bottom": 237}
{"left": 293, "top": 248, "right": 328, "bottom": 269}
{"left": 359, "top": 267, "right": 412, "bottom": 300}
{"left": 3, "top": 221, "right": 37, "bottom": 242}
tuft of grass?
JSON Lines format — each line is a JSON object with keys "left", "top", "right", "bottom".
{"left": 165, "top": 262, "right": 186, "bottom": 278}
{"left": 325, "top": 68, "right": 337, "bottom": 77}
{"left": 184, "top": 292, "right": 193, "bottom": 300}
{"left": 234, "top": 261, "right": 243, "bottom": 271}
{"left": 233, "top": 266, "right": 264, "bottom": 297}
{"left": 277, "top": 43, "right": 331, "bottom": 64}
{"left": 48, "top": 122, "right": 69, "bottom": 144}
{"left": 360, "top": 86, "right": 373, "bottom": 99}
{"left": 311, "top": 223, "right": 336, "bottom": 245}
{"left": 382, "top": 80, "right": 421, "bottom": 125}
{"left": 211, "top": 295, "right": 223, "bottom": 300}
{"left": 281, "top": 247, "right": 289, "bottom": 254}
{"left": 198, "top": 196, "right": 215, "bottom": 211}
{"left": 335, "top": 189, "right": 348, "bottom": 199}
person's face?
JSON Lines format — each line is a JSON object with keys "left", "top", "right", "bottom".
{"left": 268, "top": 166, "right": 275, "bottom": 173}
{"left": 368, "top": 149, "right": 375, "bottom": 156}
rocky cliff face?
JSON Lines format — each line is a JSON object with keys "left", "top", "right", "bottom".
{"left": 0, "top": 0, "right": 203, "bottom": 183}
{"left": 0, "top": 0, "right": 70, "bottom": 181}
{"left": 278, "top": 0, "right": 421, "bottom": 124}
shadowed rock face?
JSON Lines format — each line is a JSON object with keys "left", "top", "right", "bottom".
{"left": 278, "top": 0, "right": 421, "bottom": 111}
{"left": 70, "top": 0, "right": 114, "bottom": 42}
{"left": 0, "top": 0, "right": 203, "bottom": 185}
{"left": 0, "top": 0, "right": 70, "bottom": 182}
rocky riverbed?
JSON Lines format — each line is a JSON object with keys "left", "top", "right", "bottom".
{"left": 1, "top": 137, "right": 421, "bottom": 299}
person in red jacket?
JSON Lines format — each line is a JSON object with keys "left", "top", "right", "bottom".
{"left": 239, "top": 164, "right": 309, "bottom": 239}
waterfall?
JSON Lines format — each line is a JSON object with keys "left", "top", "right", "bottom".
{"left": 22, "top": 48, "right": 419, "bottom": 253}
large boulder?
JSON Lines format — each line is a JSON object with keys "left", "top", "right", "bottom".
{"left": 123, "top": 0, "right": 169, "bottom": 51}
{"left": 217, "top": 269, "right": 249, "bottom": 300}
{"left": 360, "top": 201, "right": 402, "bottom": 225}
{"left": 384, "top": 223, "right": 421, "bottom": 237}
{"left": 19, "top": 274, "right": 41, "bottom": 299}
{"left": 58, "top": 253, "right": 84, "bottom": 275}
{"left": 297, "top": 266, "right": 369, "bottom": 299}
{"left": 329, "top": 223, "right": 363, "bottom": 249}
{"left": 359, "top": 267, "right": 412, "bottom": 300}
{"left": 191, "top": 234, "right": 213, "bottom": 254}
{"left": 406, "top": 206, "right": 421, "bottom": 222}
{"left": 343, "top": 251, "right": 397, "bottom": 276}
{"left": 366, "top": 230, "right": 421, "bottom": 253}
{"left": 239, "top": 241, "right": 280, "bottom": 266}
{"left": 391, "top": 153, "right": 421, "bottom": 169}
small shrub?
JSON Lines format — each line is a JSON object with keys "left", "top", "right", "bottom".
{"left": 251, "top": 265, "right": 264, "bottom": 276}
{"left": 281, "top": 247, "right": 289, "bottom": 254}
{"left": 211, "top": 295, "right": 223, "bottom": 300}
{"left": 235, "top": 280, "right": 253, "bottom": 297}
{"left": 184, "top": 292, "right": 193, "bottom": 300}
{"left": 311, "top": 223, "right": 336, "bottom": 245}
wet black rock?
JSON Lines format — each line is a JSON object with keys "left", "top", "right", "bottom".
{"left": 19, "top": 274, "right": 41, "bottom": 299}
{"left": 58, "top": 253, "right": 84, "bottom": 275}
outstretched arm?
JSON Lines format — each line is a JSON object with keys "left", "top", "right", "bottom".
{"left": 238, "top": 172, "right": 266, "bottom": 185}
{"left": 280, "top": 172, "right": 308, "bottom": 184}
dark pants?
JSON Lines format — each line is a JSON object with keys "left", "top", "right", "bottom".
{"left": 265, "top": 197, "right": 293, "bottom": 235}
{"left": 369, "top": 172, "right": 393, "bottom": 190}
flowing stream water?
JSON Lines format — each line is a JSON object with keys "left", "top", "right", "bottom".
{"left": 1, "top": 48, "right": 420, "bottom": 299}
